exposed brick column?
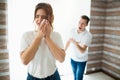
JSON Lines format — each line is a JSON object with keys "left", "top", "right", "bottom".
{"left": 0, "top": 0, "right": 10, "bottom": 80}
{"left": 87, "top": 0, "right": 106, "bottom": 73}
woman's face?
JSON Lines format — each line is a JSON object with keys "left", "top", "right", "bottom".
{"left": 35, "top": 9, "right": 47, "bottom": 27}
{"left": 78, "top": 18, "right": 87, "bottom": 31}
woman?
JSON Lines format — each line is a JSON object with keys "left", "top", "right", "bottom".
{"left": 20, "top": 3, "right": 65, "bottom": 80}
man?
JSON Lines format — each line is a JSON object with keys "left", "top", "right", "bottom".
{"left": 65, "top": 15, "right": 92, "bottom": 80}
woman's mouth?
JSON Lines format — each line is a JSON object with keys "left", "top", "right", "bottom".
{"left": 37, "top": 23, "right": 40, "bottom": 26}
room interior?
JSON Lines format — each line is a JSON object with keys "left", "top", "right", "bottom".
{"left": 0, "top": 0, "right": 120, "bottom": 80}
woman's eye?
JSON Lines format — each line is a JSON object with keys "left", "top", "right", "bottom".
{"left": 35, "top": 15, "right": 39, "bottom": 18}
{"left": 41, "top": 16, "right": 47, "bottom": 19}
{"left": 35, "top": 15, "right": 47, "bottom": 19}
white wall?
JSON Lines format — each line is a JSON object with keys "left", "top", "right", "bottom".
{"left": 8, "top": 0, "right": 90, "bottom": 80}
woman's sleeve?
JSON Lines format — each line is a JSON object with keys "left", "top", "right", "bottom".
{"left": 55, "top": 33, "right": 64, "bottom": 49}
{"left": 20, "top": 33, "right": 29, "bottom": 53}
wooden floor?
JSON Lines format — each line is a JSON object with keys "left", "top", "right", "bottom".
{"left": 61, "top": 72, "right": 115, "bottom": 80}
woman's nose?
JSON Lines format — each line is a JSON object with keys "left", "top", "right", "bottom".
{"left": 37, "top": 17, "right": 43, "bottom": 22}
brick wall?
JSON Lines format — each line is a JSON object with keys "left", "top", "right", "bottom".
{"left": 88, "top": 0, "right": 120, "bottom": 79}
{"left": 102, "top": 1, "right": 120, "bottom": 79}
{"left": 0, "top": 0, "right": 9, "bottom": 80}
{"left": 87, "top": 0, "right": 106, "bottom": 73}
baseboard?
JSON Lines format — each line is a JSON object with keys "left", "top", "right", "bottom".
{"left": 85, "top": 69, "right": 102, "bottom": 75}
{"left": 85, "top": 69, "right": 119, "bottom": 80}
{"left": 102, "top": 70, "right": 119, "bottom": 80}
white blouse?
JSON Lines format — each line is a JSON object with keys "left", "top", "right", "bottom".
{"left": 20, "top": 31, "right": 64, "bottom": 78}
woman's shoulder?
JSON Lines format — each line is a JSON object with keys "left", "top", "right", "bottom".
{"left": 51, "top": 31, "right": 62, "bottom": 38}
{"left": 22, "top": 30, "right": 35, "bottom": 37}
{"left": 52, "top": 31, "right": 60, "bottom": 36}
{"left": 24, "top": 30, "right": 35, "bottom": 34}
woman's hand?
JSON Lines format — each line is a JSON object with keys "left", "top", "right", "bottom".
{"left": 37, "top": 19, "right": 47, "bottom": 38}
{"left": 44, "top": 20, "right": 52, "bottom": 38}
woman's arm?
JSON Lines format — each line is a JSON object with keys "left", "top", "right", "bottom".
{"left": 20, "top": 20, "right": 46, "bottom": 65}
{"left": 44, "top": 21, "right": 65, "bottom": 63}
{"left": 45, "top": 36, "right": 66, "bottom": 63}
{"left": 20, "top": 33, "right": 43, "bottom": 65}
